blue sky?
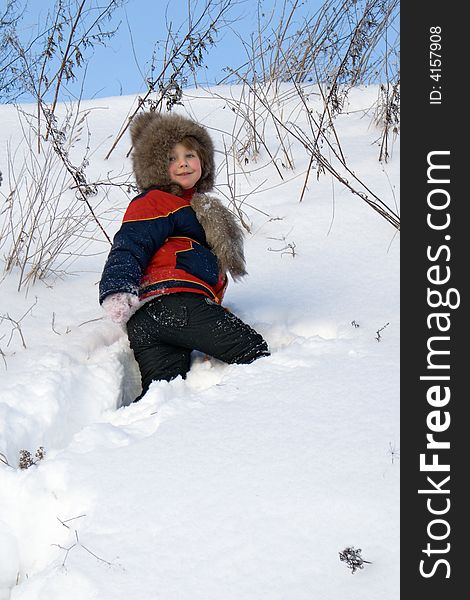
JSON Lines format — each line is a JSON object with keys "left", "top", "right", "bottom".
{"left": 16, "top": 0, "right": 319, "bottom": 101}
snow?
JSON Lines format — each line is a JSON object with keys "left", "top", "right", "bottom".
{"left": 0, "top": 85, "right": 399, "bottom": 599}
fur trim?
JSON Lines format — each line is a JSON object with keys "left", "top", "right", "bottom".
{"left": 130, "top": 112, "right": 215, "bottom": 195}
{"left": 191, "top": 193, "right": 247, "bottom": 281}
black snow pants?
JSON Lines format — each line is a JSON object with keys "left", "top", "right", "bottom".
{"left": 126, "top": 292, "right": 269, "bottom": 400}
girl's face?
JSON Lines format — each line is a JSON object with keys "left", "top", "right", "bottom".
{"left": 168, "top": 143, "right": 202, "bottom": 190}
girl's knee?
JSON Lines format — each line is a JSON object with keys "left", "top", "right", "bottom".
{"left": 230, "top": 334, "right": 270, "bottom": 365}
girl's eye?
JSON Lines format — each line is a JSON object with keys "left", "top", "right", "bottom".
{"left": 169, "top": 153, "right": 194, "bottom": 162}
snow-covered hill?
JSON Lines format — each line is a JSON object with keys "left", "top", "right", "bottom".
{"left": 0, "top": 85, "right": 399, "bottom": 600}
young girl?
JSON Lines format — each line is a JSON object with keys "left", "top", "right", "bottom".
{"left": 99, "top": 112, "right": 269, "bottom": 401}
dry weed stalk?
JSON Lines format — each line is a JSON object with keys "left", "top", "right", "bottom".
{"left": 218, "top": 73, "right": 399, "bottom": 229}
{"left": 0, "top": 105, "right": 111, "bottom": 290}
{"left": 214, "top": 0, "right": 399, "bottom": 228}
{"left": 1, "top": 1, "right": 124, "bottom": 105}
{"left": 105, "top": 0, "right": 237, "bottom": 159}
{"left": 0, "top": 297, "right": 37, "bottom": 349}
{"left": 53, "top": 515, "right": 116, "bottom": 569}
{"left": 374, "top": 80, "right": 400, "bottom": 162}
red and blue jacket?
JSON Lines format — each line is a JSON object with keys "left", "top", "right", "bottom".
{"left": 99, "top": 187, "right": 227, "bottom": 305}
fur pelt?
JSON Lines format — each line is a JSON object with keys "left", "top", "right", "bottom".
{"left": 191, "top": 193, "right": 247, "bottom": 281}
{"left": 130, "top": 112, "right": 215, "bottom": 195}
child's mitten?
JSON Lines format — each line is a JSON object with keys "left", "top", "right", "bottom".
{"left": 102, "top": 292, "right": 140, "bottom": 325}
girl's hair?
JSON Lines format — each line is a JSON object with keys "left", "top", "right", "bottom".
{"left": 178, "top": 136, "right": 210, "bottom": 180}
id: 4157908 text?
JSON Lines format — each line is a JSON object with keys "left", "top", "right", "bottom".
{"left": 429, "top": 26, "right": 442, "bottom": 105}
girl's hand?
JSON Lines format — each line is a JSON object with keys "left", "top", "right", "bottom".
{"left": 102, "top": 292, "right": 140, "bottom": 325}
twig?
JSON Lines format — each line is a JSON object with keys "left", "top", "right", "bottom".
{"left": 0, "top": 451, "right": 13, "bottom": 468}
{"left": 388, "top": 441, "right": 400, "bottom": 464}
{"left": 105, "top": 0, "right": 234, "bottom": 159}
{"left": 375, "top": 321, "right": 390, "bottom": 342}
{"left": 1, "top": 297, "right": 38, "bottom": 348}
{"left": 58, "top": 515, "right": 87, "bottom": 528}
{"left": 77, "top": 316, "right": 105, "bottom": 327}
{"left": 54, "top": 514, "right": 114, "bottom": 568}
{"left": 267, "top": 232, "right": 296, "bottom": 257}
{"left": 51, "top": 312, "right": 61, "bottom": 335}
{"left": 0, "top": 347, "right": 7, "bottom": 370}
{"left": 40, "top": 103, "right": 112, "bottom": 244}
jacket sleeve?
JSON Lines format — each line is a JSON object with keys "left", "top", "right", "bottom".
{"left": 99, "top": 204, "right": 173, "bottom": 304}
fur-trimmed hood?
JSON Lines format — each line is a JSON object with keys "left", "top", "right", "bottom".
{"left": 130, "top": 112, "right": 215, "bottom": 195}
